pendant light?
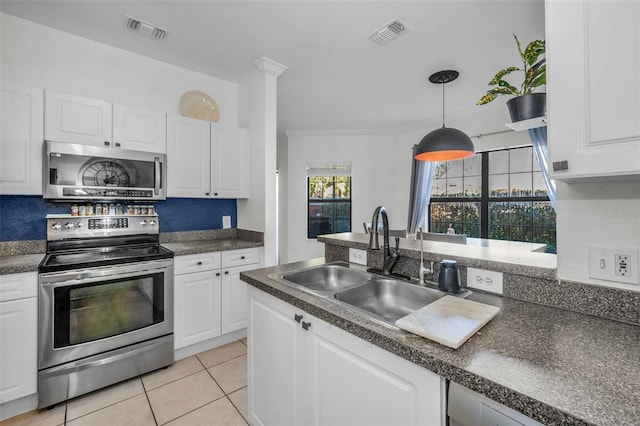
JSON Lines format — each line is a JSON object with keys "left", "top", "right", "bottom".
{"left": 415, "top": 70, "right": 475, "bottom": 162}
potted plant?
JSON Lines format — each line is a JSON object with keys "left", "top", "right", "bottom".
{"left": 477, "top": 34, "right": 546, "bottom": 122}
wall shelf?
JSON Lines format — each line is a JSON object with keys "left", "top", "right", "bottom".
{"left": 505, "top": 116, "right": 547, "bottom": 132}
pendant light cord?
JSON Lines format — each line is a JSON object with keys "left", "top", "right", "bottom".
{"left": 441, "top": 82, "right": 445, "bottom": 128}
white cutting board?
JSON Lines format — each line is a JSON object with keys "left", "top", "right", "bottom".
{"left": 395, "top": 296, "right": 500, "bottom": 349}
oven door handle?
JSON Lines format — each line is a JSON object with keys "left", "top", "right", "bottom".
{"left": 40, "top": 335, "right": 173, "bottom": 376}
{"left": 39, "top": 260, "right": 174, "bottom": 286}
{"left": 154, "top": 157, "right": 161, "bottom": 196}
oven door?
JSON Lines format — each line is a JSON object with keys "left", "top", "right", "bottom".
{"left": 39, "top": 259, "right": 173, "bottom": 370}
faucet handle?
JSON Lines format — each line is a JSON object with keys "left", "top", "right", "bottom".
{"left": 395, "top": 237, "right": 400, "bottom": 251}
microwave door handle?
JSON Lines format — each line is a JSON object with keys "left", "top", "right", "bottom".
{"left": 154, "top": 157, "right": 160, "bottom": 195}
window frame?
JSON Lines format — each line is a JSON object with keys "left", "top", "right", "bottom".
{"left": 307, "top": 175, "right": 352, "bottom": 239}
{"left": 428, "top": 147, "right": 555, "bottom": 245}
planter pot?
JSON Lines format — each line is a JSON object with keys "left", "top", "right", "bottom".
{"left": 506, "top": 93, "right": 546, "bottom": 122}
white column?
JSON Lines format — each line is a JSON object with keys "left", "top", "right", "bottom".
{"left": 238, "top": 57, "right": 287, "bottom": 267}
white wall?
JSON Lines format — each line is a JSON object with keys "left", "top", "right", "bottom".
{"left": 1, "top": 13, "right": 238, "bottom": 123}
{"left": 556, "top": 181, "right": 640, "bottom": 290}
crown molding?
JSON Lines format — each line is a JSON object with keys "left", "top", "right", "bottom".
{"left": 254, "top": 57, "right": 288, "bottom": 78}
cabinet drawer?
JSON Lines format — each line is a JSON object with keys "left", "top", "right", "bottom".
{"left": 175, "top": 252, "right": 221, "bottom": 275}
{"left": 221, "top": 247, "right": 261, "bottom": 268}
{"left": 0, "top": 272, "right": 37, "bottom": 303}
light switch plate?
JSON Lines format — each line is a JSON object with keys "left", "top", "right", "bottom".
{"left": 349, "top": 248, "right": 367, "bottom": 265}
{"left": 222, "top": 216, "right": 231, "bottom": 229}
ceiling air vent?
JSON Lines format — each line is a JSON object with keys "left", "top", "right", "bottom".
{"left": 368, "top": 19, "right": 408, "bottom": 45}
{"left": 125, "top": 15, "right": 169, "bottom": 41}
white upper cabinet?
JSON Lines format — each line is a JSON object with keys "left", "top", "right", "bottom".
{"left": 45, "top": 91, "right": 166, "bottom": 153}
{"left": 112, "top": 104, "right": 166, "bottom": 153}
{"left": 45, "top": 91, "right": 112, "bottom": 147}
{"left": 166, "top": 115, "right": 211, "bottom": 197}
{"left": 167, "top": 114, "right": 250, "bottom": 199}
{"left": 546, "top": 0, "right": 640, "bottom": 181}
{"left": 0, "top": 84, "right": 44, "bottom": 195}
{"left": 211, "top": 124, "right": 249, "bottom": 199}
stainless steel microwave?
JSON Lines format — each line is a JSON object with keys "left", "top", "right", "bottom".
{"left": 44, "top": 141, "right": 166, "bottom": 201}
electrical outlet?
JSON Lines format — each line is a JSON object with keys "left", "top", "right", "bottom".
{"left": 349, "top": 248, "right": 367, "bottom": 266}
{"left": 616, "top": 254, "right": 630, "bottom": 277}
{"left": 467, "top": 267, "right": 503, "bottom": 295}
{"left": 222, "top": 216, "right": 231, "bottom": 229}
{"left": 589, "top": 246, "right": 639, "bottom": 285}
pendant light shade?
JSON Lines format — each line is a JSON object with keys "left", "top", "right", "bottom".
{"left": 415, "top": 70, "right": 475, "bottom": 162}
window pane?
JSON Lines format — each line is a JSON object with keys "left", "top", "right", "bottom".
{"left": 307, "top": 177, "right": 351, "bottom": 239}
{"left": 429, "top": 202, "right": 480, "bottom": 237}
{"left": 510, "top": 146, "right": 533, "bottom": 173}
{"left": 447, "top": 160, "right": 464, "bottom": 178}
{"left": 432, "top": 178, "right": 447, "bottom": 197}
{"left": 510, "top": 172, "right": 532, "bottom": 197}
{"left": 446, "top": 177, "right": 463, "bottom": 197}
{"left": 489, "top": 174, "right": 509, "bottom": 197}
{"left": 463, "top": 154, "right": 482, "bottom": 176}
{"left": 463, "top": 176, "right": 482, "bottom": 198}
{"left": 489, "top": 150, "right": 509, "bottom": 174}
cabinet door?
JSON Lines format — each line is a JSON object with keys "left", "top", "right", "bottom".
{"left": 166, "top": 115, "right": 211, "bottom": 197}
{"left": 0, "top": 298, "right": 37, "bottom": 403}
{"left": 546, "top": 0, "right": 640, "bottom": 180}
{"left": 248, "top": 287, "right": 306, "bottom": 426}
{"left": 0, "top": 85, "right": 44, "bottom": 195}
{"left": 113, "top": 104, "right": 167, "bottom": 153}
{"left": 44, "top": 91, "right": 112, "bottom": 147}
{"left": 174, "top": 270, "right": 221, "bottom": 349}
{"left": 210, "top": 125, "right": 249, "bottom": 198}
{"left": 221, "top": 264, "right": 256, "bottom": 334}
{"left": 306, "top": 318, "right": 443, "bottom": 426}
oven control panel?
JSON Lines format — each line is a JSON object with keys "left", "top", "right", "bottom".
{"left": 46, "top": 215, "right": 158, "bottom": 240}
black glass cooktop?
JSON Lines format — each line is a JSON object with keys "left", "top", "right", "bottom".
{"left": 39, "top": 244, "right": 174, "bottom": 273}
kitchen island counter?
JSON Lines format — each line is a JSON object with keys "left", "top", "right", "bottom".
{"left": 241, "top": 259, "right": 640, "bottom": 426}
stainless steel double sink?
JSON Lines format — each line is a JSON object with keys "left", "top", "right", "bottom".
{"left": 269, "top": 261, "right": 464, "bottom": 327}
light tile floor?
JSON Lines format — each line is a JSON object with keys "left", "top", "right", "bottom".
{"left": 1, "top": 339, "right": 249, "bottom": 426}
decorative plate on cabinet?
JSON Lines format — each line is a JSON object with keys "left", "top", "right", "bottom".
{"left": 179, "top": 90, "right": 219, "bottom": 122}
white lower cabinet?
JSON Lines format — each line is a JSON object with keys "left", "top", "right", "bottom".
{"left": 174, "top": 248, "right": 261, "bottom": 351}
{"left": 0, "top": 272, "right": 37, "bottom": 406}
{"left": 174, "top": 269, "right": 222, "bottom": 349}
{"left": 248, "top": 286, "right": 444, "bottom": 426}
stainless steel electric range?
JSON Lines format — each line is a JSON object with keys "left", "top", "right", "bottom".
{"left": 37, "top": 214, "right": 174, "bottom": 408}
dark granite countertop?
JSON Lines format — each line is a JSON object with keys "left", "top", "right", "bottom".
{"left": 0, "top": 253, "right": 44, "bottom": 275}
{"left": 162, "top": 238, "right": 263, "bottom": 256}
{"left": 240, "top": 258, "right": 640, "bottom": 426}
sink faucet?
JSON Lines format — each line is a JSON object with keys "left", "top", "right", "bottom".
{"left": 416, "top": 227, "right": 433, "bottom": 285}
{"left": 368, "top": 206, "right": 400, "bottom": 275}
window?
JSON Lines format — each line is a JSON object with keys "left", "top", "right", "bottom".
{"left": 429, "top": 147, "right": 556, "bottom": 252}
{"left": 307, "top": 163, "right": 352, "bottom": 239}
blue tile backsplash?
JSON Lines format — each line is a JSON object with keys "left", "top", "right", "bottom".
{"left": 0, "top": 195, "right": 237, "bottom": 241}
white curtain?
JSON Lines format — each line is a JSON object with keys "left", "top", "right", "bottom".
{"left": 528, "top": 126, "right": 556, "bottom": 209}
{"left": 406, "top": 145, "right": 437, "bottom": 236}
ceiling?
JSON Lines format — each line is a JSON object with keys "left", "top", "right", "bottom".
{"left": 0, "top": 0, "right": 545, "bottom": 134}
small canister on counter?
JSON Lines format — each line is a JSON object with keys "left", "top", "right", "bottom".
{"left": 147, "top": 205, "right": 155, "bottom": 215}
{"left": 133, "top": 205, "right": 141, "bottom": 215}
{"left": 108, "top": 204, "right": 116, "bottom": 215}
{"left": 95, "top": 204, "right": 103, "bottom": 215}
{"left": 115, "top": 204, "right": 123, "bottom": 215}
{"left": 127, "top": 205, "right": 134, "bottom": 215}
{"left": 86, "top": 204, "right": 94, "bottom": 216}
{"left": 140, "top": 205, "right": 148, "bottom": 215}
{"left": 70, "top": 204, "right": 79, "bottom": 216}
{"left": 78, "top": 204, "right": 87, "bottom": 216}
